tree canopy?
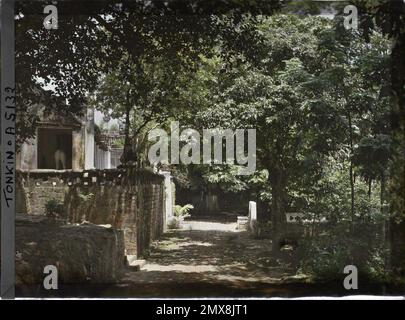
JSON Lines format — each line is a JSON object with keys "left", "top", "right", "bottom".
{"left": 13, "top": 0, "right": 405, "bottom": 277}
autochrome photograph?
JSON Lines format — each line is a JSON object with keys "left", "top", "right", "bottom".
{"left": 1, "top": 0, "right": 405, "bottom": 299}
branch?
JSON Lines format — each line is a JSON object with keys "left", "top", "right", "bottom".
{"left": 93, "top": 15, "right": 124, "bottom": 45}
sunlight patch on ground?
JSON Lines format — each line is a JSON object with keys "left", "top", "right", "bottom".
{"left": 178, "top": 241, "right": 213, "bottom": 247}
{"left": 214, "top": 274, "right": 286, "bottom": 284}
{"left": 141, "top": 263, "right": 217, "bottom": 273}
{"left": 182, "top": 221, "right": 239, "bottom": 232}
{"left": 152, "top": 238, "right": 213, "bottom": 251}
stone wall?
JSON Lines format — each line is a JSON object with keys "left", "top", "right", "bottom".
{"left": 13, "top": 215, "right": 125, "bottom": 285}
{"left": 17, "top": 168, "right": 166, "bottom": 258}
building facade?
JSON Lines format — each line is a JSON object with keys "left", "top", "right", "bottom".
{"left": 17, "top": 108, "right": 95, "bottom": 171}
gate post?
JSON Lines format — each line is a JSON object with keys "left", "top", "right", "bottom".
{"left": 159, "top": 171, "right": 173, "bottom": 231}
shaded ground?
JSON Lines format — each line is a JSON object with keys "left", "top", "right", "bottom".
{"left": 124, "top": 214, "right": 297, "bottom": 285}
{"left": 16, "top": 213, "right": 404, "bottom": 298}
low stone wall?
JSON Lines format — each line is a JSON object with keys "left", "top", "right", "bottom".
{"left": 17, "top": 168, "right": 166, "bottom": 258}
{"left": 14, "top": 215, "right": 125, "bottom": 285}
{"left": 16, "top": 170, "right": 71, "bottom": 216}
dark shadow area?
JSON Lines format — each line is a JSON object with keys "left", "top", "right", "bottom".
{"left": 16, "top": 278, "right": 405, "bottom": 298}
{"left": 15, "top": 217, "right": 405, "bottom": 298}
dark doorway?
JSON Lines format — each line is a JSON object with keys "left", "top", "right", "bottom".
{"left": 37, "top": 128, "right": 73, "bottom": 169}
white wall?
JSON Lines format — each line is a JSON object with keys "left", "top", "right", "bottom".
{"left": 85, "top": 108, "right": 95, "bottom": 169}
{"left": 94, "top": 145, "right": 111, "bottom": 169}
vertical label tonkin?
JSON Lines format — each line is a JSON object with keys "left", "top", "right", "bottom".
{"left": 1, "top": 0, "right": 16, "bottom": 300}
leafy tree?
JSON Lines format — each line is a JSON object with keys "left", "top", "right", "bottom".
{"left": 176, "top": 14, "right": 394, "bottom": 260}
{"left": 14, "top": 0, "right": 241, "bottom": 145}
{"left": 178, "top": 15, "right": 343, "bottom": 252}
{"left": 351, "top": 0, "right": 405, "bottom": 276}
{"left": 90, "top": 53, "right": 187, "bottom": 164}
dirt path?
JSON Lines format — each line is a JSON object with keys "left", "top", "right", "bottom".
{"left": 109, "top": 215, "right": 316, "bottom": 297}
{"left": 131, "top": 218, "right": 293, "bottom": 282}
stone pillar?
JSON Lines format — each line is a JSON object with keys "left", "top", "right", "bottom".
{"left": 105, "top": 148, "right": 111, "bottom": 169}
{"left": 94, "top": 145, "right": 100, "bottom": 169}
{"left": 72, "top": 129, "right": 84, "bottom": 171}
{"left": 159, "top": 171, "right": 173, "bottom": 231}
{"left": 85, "top": 107, "right": 95, "bottom": 169}
{"left": 18, "top": 136, "right": 37, "bottom": 170}
{"left": 249, "top": 201, "right": 257, "bottom": 232}
{"left": 94, "top": 146, "right": 111, "bottom": 170}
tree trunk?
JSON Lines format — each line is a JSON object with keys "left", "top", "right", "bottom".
{"left": 270, "top": 165, "right": 288, "bottom": 254}
{"left": 121, "top": 105, "right": 137, "bottom": 164}
{"left": 380, "top": 170, "right": 392, "bottom": 272}
{"left": 348, "top": 111, "right": 355, "bottom": 232}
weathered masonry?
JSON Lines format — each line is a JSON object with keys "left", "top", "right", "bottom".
{"left": 16, "top": 167, "right": 169, "bottom": 258}
{"left": 15, "top": 215, "right": 126, "bottom": 285}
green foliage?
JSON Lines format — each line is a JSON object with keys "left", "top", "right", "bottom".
{"left": 173, "top": 13, "right": 399, "bottom": 270}
{"left": 174, "top": 204, "right": 194, "bottom": 219}
{"left": 15, "top": 0, "right": 219, "bottom": 147}
{"left": 78, "top": 192, "right": 94, "bottom": 203}
{"left": 353, "top": 135, "right": 392, "bottom": 183}
{"left": 168, "top": 204, "right": 194, "bottom": 230}
{"left": 94, "top": 125, "right": 109, "bottom": 151}
{"left": 45, "top": 199, "right": 64, "bottom": 218}
{"left": 300, "top": 222, "right": 390, "bottom": 282}
{"left": 14, "top": 1, "right": 405, "bottom": 279}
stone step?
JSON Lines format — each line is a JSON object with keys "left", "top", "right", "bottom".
{"left": 236, "top": 216, "right": 249, "bottom": 230}
{"left": 126, "top": 255, "right": 146, "bottom": 271}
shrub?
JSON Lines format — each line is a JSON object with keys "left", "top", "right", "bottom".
{"left": 174, "top": 204, "right": 194, "bottom": 219}
{"left": 299, "top": 222, "right": 389, "bottom": 282}
{"left": 168, "top": 204, "right": 194, "bottom": 229}
{"left": 45, "top": 198, "right": 64, "bottom": 218}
